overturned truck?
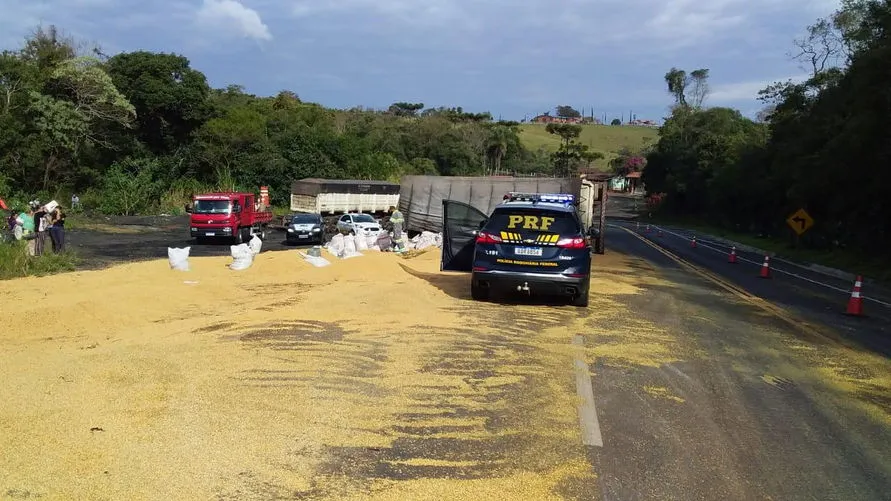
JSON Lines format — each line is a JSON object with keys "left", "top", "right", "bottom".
{"left": 398, "top": 175, "right": 606, "bottom": 253}
{"left": 290, "top": 178, "right": 401, "bottom": 215}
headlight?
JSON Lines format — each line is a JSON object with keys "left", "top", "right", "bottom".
{"left": 190, "top": 227, "right": 197, "bottom": 231}
{"left": 223, "top": 227, "right": 232, "bottom": 233}
{"left": 287, "top": 228, "right": 294, "bottom": 232}
{"left": 312, "top": 227, "right": 320, "bottom": 232}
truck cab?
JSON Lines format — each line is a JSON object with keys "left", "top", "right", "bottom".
{"left": 188, "top": 192, "right": 272, "bottom": 244}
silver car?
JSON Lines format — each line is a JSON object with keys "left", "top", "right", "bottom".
{"left": 335, "top": 213, "right": 382, "bottom": 237}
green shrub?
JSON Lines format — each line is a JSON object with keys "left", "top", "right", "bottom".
{"left": 0, "top": 240, "right": 80, "bottom": 280}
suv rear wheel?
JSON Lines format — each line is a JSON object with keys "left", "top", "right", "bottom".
{"left": 471, "top": 283, "right": 489, "bottom": 301}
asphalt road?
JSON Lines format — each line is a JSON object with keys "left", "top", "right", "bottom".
{"left": 593, "top": 224, "right": 891, "bottom": 500}
{"left": 609, "top": 219, "right": 891, "bottom": 357}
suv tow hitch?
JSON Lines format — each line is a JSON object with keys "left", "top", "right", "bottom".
{"left": 517, "top": 282, "right": 531, "bottom": 294}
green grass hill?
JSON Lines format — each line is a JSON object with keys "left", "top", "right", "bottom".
{"left": 518, "top": 124, "right": 659, "bottom": 170}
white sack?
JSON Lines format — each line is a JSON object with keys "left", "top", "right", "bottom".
{"left": 356, "top": 232, "right": 369, "bottom": 251}
{"left": 248, "top": 235, "right": 263, "bottom": 256}
{"left": 341, "top": 234, "right": 361, "bottom": 258}
{"left": 365, "top": 234, "right": 379, "bottom": 250}
{"left": 167, "top": 246, "right": 191, "bottom": 271}
{"left": 229, "top": 243, "right": 254, "bottom": 270}
{"left": 326, "top": 233, "right": 345, "bottom": 257}
{"left": 300, "top": 252, "right": 331, "bottom": 267}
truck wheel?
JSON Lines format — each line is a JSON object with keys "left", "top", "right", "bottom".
{"left": 471, "top": 283, "right": 489, "bottom": 301}
{"left": 235, "top": 228, "right": 244, "bottom": 245}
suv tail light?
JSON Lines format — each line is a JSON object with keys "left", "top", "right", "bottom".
{"left": 557, "top": 237, "right": 587, "bottom": 248}
{"left": 476, "top": 231, "right": 502, "bottom": 244}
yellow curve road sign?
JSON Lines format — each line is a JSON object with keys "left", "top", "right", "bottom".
{"left": 786, "top": 208, "right": 814, "bottom": 236}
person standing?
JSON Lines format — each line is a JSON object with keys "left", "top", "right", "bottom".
{"left": 388, "top": 205, "right": 406, "bottom": 252}
{"left": 49, "top": 207, "right": 66, "bottom": 252}
{"left": 33, "top": 204, "right": 48, "bottom": 256}
{"left": 21, "top": 205, "right": 36, "bottom": 255}
{"left": 71, "top": 194, "right": 79, "bottom": 210}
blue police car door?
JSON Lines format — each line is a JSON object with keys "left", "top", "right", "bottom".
{"left": 441, "top": 199, "right": 489, "bottom": 272}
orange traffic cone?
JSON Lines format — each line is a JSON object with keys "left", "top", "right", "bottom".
{"left": 690, "top": 236, "right": 697, "bottom": 248}
{"left": 759, "top": 255, "right": 771, "bottom": 278}
{"left": 846, "top": 276, "right": 864, "bottom": 316}
{"left": 728, "top": 246, "right": 737, "bottom": 263}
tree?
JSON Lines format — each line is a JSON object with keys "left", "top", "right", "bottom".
{"left": 689, "top": 69, "right": 710, "bottom": 108}
{"left": 105, "top": 51, "right": 213, "bottom": 154}
{"left": 19, "top": 25, "right": 76, "bottom": 74}
{"left": 486, "top": 125, "right": 512, "bottom": 175}
{"left": 545, "top": 123, "right": 603, "bottom": 176}
{"left": 791, "top": 18, "right": 847, "bottom": 76}
{"left": 555, "top": 105, "right": 581, "bottom": 118}
{"left": 664, "top": 68, "right": 688, "bottom": 107}
{"left": 387, "top": 102, "right": 424, "bottom": 117}
{"left": 610, "top": 118, "right": 621, "bottom": 125}
{"left": 664, "top": 67, "right": 710, "bottom": 108}
{"left": 0, "top": 51, "right": 35, "bottom": 114}
{"left": 51, "top": 56, "right": 136, "bottom": 135}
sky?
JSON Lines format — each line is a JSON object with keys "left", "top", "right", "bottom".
{"left": 0, "top": 0, "right": 840, "bottom": 123}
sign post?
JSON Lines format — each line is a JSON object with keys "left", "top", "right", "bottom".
{"left": 785, "top": 208, "right": 814, "bottom": 238}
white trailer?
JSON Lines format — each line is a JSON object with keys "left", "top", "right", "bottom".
{"left": 290, "top": 178, "right": 401, "bottom": 215}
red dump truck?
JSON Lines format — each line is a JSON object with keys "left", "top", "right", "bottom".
{"left": 187, "top": 190, "right": 273, "bottom": 244}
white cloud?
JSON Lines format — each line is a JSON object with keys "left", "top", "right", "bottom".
{"left": 709, "top": 74, "right": 808, "bottom": 103}
{"left": 196, "top": 0, "right": 272, "bottom": 40}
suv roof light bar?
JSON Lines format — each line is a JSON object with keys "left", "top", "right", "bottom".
{"left": 503, "top": 192, "right": 575, "bottom": 204}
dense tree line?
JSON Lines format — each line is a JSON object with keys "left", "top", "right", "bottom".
{"left": 0, "top": 27, "right": 564, "bottom": 215}
{"left": 643, "top": 0, "right": 891, "bottom": 259}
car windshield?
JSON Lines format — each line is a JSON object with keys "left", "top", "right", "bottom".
{"left": 292, "top": 214, "right": 320, "bottom": 224}
{"left": 353, "top": 214, "right": 375, "bottom": 223}
{"left": 485, "top": 208, "right": 581, "bottom": 235}
{"left": 193, "top": 200, "right": 231, "bottom": 214}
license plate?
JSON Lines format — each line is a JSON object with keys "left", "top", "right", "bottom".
{"left": 515, "top": 247, "right": 542, "bottom": 257}
{"left": 206, "top": 232, "right": 215, "bottom": 236}
{"left": 298, "top": 234, "right": 309, "bottom": 238}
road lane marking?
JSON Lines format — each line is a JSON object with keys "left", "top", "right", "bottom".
{"left": 572, "top": 335, "right": 603, "bottom": 447}
{"left": 614, "top": 225, "right": 843, "bottom": 345}
{"left": 610, "top": 222, "right": 891, "bottom": 308}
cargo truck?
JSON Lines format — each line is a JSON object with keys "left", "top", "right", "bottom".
{"left": 187, "top": 191, "right": 273, "bottom": 244}
{"left": 290, "top": 178, "right": 400, "bottom": 215}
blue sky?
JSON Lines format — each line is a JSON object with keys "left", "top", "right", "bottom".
{"left": 1, "top": 0, "right": 839, "bottom": 122}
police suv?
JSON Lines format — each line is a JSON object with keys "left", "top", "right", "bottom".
{"left": 440, "top": 192, "right": 592, "bottom": 307}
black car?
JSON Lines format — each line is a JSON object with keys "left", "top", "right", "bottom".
{"left": 286, "top": 213, "right": 324, "bottom": 244}
{"left": 441, "top": 192, "right": 593, "bottom": 306}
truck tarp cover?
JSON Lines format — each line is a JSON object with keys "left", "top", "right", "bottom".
{"left": 399, "top": 176, "right": 579, "bottom": 233}
{"left": 291, "top": 178, "right": 400, "bottom": 196}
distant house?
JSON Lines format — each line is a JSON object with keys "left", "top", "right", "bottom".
{"left": 609, "top": 170, "right": 643, "bottom": 193}
{"left": 531, "top": 114, "right": 584, "bottom": 125}
{"left": 627, "top": 119, "right": 660, "bottom": 127}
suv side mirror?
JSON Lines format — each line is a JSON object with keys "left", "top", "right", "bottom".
{"left": 477, "top": 219, "right": 487, "bottom": 229}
